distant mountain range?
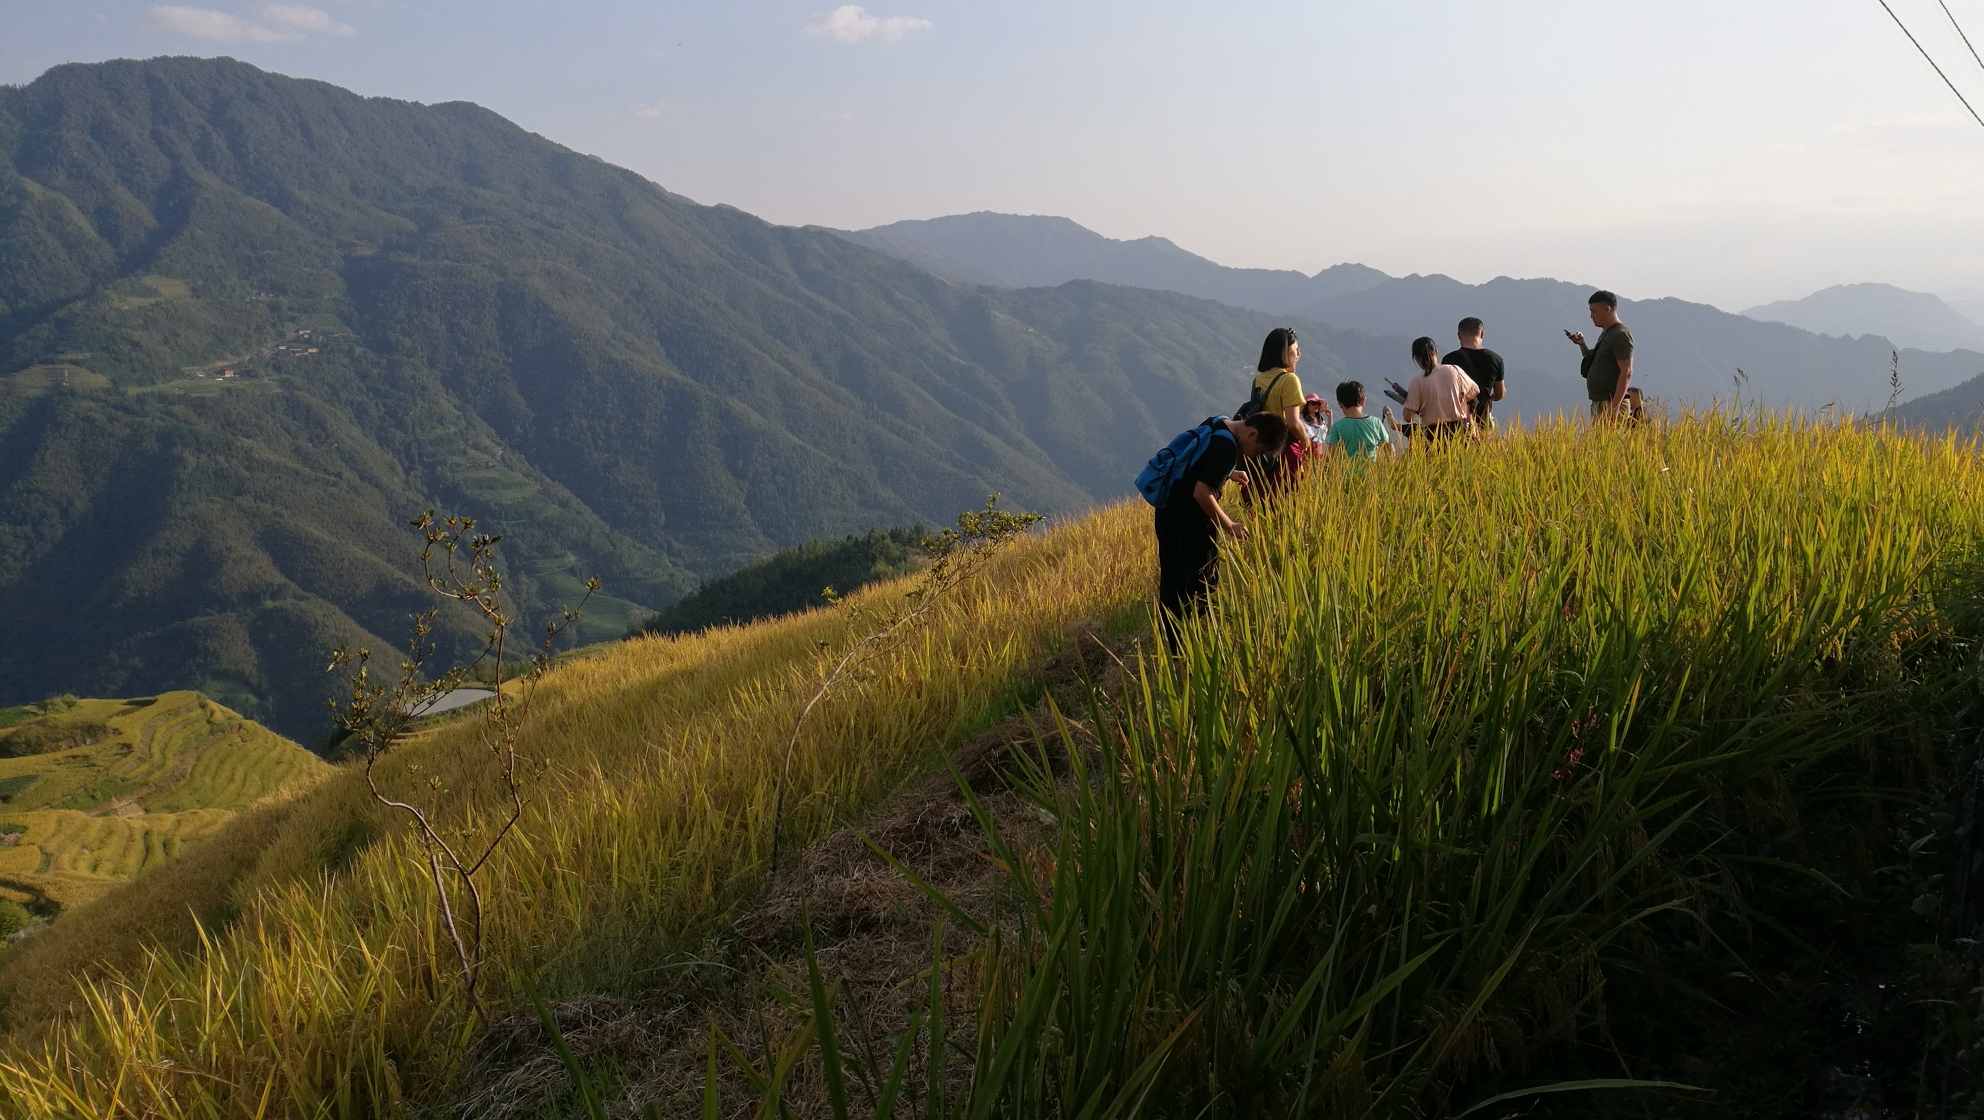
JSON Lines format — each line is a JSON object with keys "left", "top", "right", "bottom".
{"left": 0, "top": 58, "right": 1399, "bottom": 739}
{"left": 833, "top": 213, "right": 1390, "bottom": 314}
{"left": 1742, "top": 284, "right": 1984, "bottom": 354}
{"left": 835, "top": 214, "right": 1984, "bottom": 413}
{"left": 1949, "top": 293, "right": 1984, "bottom": 326}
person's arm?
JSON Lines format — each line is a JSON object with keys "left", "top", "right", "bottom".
{"left": 1491, "top": 378, "right": 1506, "bottom": 402}
{"left": 1282, "top": 403, "right": 1311, "bottom": 451}
{"left": 1610, "top": 357, "right": 1634, "bottom": 407}
{"left": 1192, "top": 481, "right": 1247, "bottom": 541}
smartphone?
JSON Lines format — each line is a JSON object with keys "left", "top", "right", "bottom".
{"left": 1563, "top": 329, "right": 1576, "bottom": 339}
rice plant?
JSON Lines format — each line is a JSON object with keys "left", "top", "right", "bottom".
{"left": 950, "top": 411, "right": 1984, "bottom": 1116}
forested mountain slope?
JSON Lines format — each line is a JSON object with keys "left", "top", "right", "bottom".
{"left": 0, "top": 57, "right": 1372, "bottom": 740}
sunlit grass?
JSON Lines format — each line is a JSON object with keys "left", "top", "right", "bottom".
{"left": 959, "top": 411, "right": 1984, "bottom": 1115}
{"left": 0, "top": 502, "right": 1154, "bottom": 1116}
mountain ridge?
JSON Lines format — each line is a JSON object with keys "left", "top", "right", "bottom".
{"left": 846, "top": 211, "right": 1984, "bottom": 412}
{"left": 0, "top": 57, "right": 1396, "bottom": 739}
{"left": 1741, "top": 282, "right": 1984, "bottom": 354}
{"left": 836, "top": 211, "right": 1391, "bottom": 312}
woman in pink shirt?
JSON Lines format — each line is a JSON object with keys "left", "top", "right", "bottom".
{"left": 1401, "top": 336, "right": 1481, "bottom": 445}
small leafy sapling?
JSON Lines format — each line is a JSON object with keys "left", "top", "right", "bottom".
{"left": 326, "top": 512, "right": 596, "bottom": 1019}
{"left": 769, "top": 494, "right": 1043, "bottom": 872}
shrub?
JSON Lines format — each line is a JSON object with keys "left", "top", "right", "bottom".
{"left": 0, "top": 901, "right": 30, "bottom": 940}
{"left": 0, "top": 720, "right": 110, "bottom": 758}
{"left": 642, "top": 527, "right": 926, "bottom": 636}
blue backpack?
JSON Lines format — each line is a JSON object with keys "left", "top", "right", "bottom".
{"left": 1136, "top": 418, "right": 1234, "bottom": 508}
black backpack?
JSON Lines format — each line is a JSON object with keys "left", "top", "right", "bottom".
{"left": 1235, "top": 370, "right": 1288, "bottom": 420}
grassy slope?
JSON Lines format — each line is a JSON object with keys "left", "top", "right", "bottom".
{"left": 0, "top": 693, "right": 330, "bottom": 911}
{"left": 0, "top": 503, "right": 1150, "bottom": 1100}
{"left": 4, "top": 417, "right": 1984, "bottom": 1117}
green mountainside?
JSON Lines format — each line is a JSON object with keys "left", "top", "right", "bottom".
{"left": 0, "top": 56, "right": 1376, "bottom": 741}
{"left": 640, "top": 526, "right": 925, "bottom": 636}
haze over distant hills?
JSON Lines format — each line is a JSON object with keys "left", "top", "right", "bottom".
{"left": 0, "top": 57, "right": 1401, "bottom": 739}
{"left": 841, "top": 213, "right": 1984, "bottom": 413}
{"left": 1742, "top": 284, "right": 1984, "bottom": 354}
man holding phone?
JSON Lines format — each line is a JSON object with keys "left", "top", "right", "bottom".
{"left": 1565, "top": 290, "right": 1633, "bottom": 420}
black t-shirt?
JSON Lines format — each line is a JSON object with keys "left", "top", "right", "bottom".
{"left": 1444, "top": 347, "right": 1505, "bottom": 417}
{"left": 1158, "top": 417, "right": 1240, "bottom": 526}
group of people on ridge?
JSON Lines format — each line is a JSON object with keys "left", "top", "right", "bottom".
{"left": 1138, "top": 289, "right": 1638, "bottom": 643}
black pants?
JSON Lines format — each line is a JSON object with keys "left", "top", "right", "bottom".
{"left": 1155, "top": 509, "right": 1218, "bottom": 648}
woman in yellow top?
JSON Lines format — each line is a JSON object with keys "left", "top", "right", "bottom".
{"left": 1245, "top": 327, "right": 1314, "bottom": 493}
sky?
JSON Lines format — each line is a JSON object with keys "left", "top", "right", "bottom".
{"left": 2, "top": 0, "right": 1982, "bottom": 313}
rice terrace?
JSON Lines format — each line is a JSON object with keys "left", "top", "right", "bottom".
{"left": 0, "top": 692, "right": 329, "bottom": 913}
{"left": 5, "top": 14, "right": 1984, "bottom": 1119}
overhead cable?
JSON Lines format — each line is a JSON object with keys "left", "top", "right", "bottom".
{"left": 1936, "top": 0, "right": 1984, "bottom": 75}
{"left": 1873, "top": 0, "right": 1984, "bottom": 129}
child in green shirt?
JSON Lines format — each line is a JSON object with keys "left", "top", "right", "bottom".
{"left": 1324, "top": 381, "right": 1395, "bottom": 464}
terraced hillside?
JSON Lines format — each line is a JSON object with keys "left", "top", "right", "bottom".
{"left": 0, "top": 693, "right": 330, "bottom": 911}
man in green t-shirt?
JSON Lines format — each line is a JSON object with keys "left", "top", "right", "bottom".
{"left": 1565, "top": 290, "right": 1634, "bottom": 420}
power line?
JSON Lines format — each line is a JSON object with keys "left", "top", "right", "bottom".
{"left": 1873, "top": 0, "right": 1984, "bottom": 129}
{"left": 1937, "top": 0, "right": 1984, "bottom": 75}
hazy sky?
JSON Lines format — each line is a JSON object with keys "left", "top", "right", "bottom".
{"left": 3, "top": 0, "right": 1982, "bottom": 311}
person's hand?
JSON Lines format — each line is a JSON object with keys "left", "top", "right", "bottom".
{"left": 1229, "top": 469, "right": 1250, "bottom": 488}
{"left": 1565, "top": 330, "right": 1586, "bottom": 347}
{"left": 1223, "top": 518, "right": 1250, "bottom": 542}
{"left": 1381, "top": 405, "right": 1394, "bottom": 419}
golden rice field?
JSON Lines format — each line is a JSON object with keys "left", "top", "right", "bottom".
{"left": 0, "top": 692, "right": 331, "bottom": 912}
{"left": 2, "top": 413, "right": 1983, "bottom": 1118}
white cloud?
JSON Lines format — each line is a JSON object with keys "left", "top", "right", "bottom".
{"left": 148, "top": 6, "right": 291, "bottom": 41}
{"left": 146, "top": 4, "right": 351, "bottom": 42}
{"left": 634, "top": 102, "right": 676, "bottom": 119}
{"left": 261, "top": 4, "right": 353, "bottom": 36}
{"left": 805, "top": 5, "right": 932, "bottom": 45}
